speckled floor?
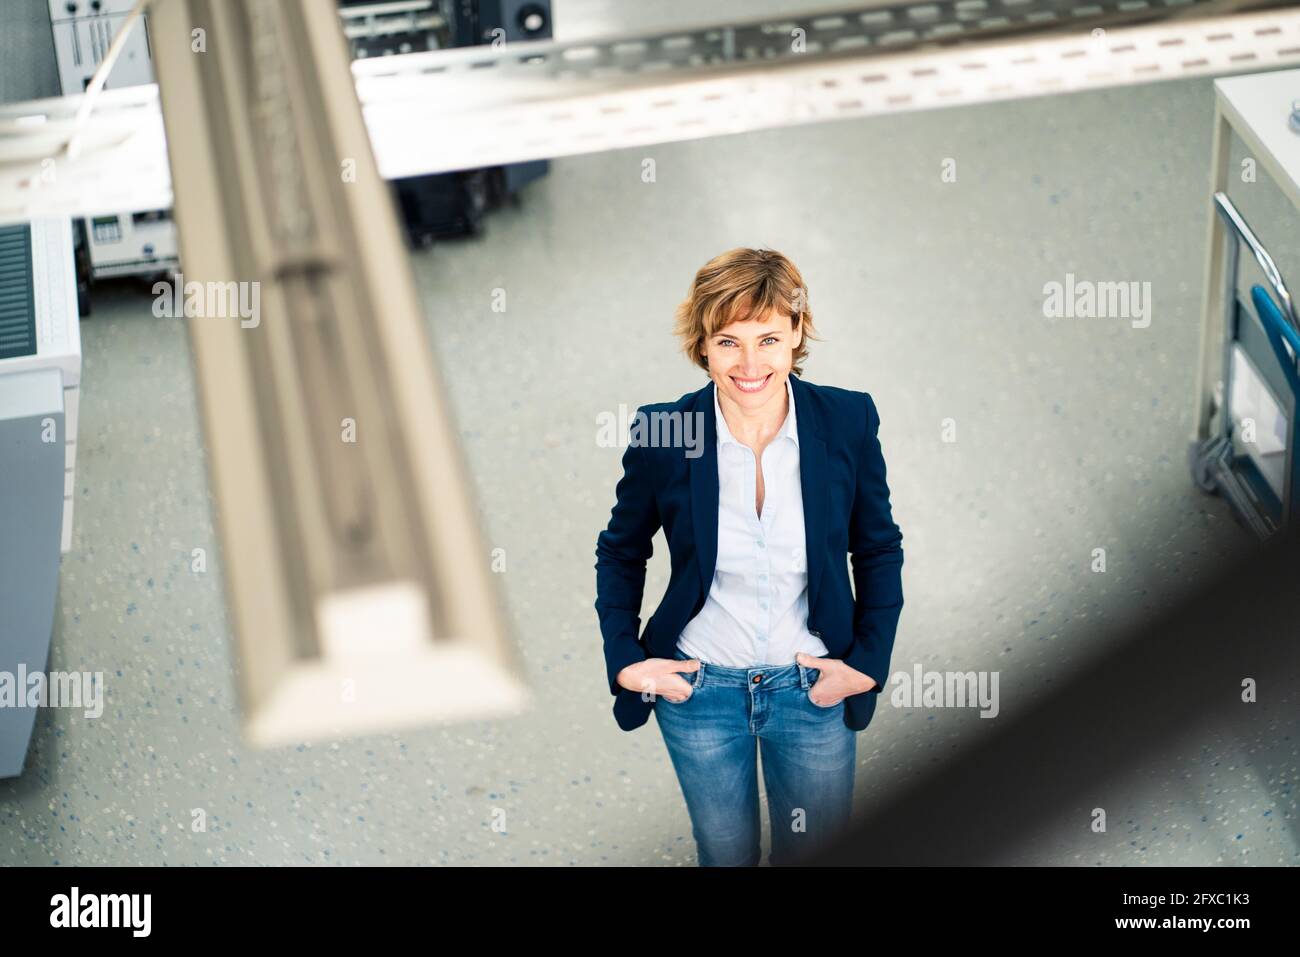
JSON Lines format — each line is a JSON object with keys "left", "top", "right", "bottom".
{"left": 2, "top": 50, "right": 1296, "bottom": 864}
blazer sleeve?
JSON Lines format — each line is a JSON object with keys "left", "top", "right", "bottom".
{"left": 841, "top": 391, "right": 904, "bottom": 694}
{"left": 594, "top": 426, "right": 661, "bottom": 698}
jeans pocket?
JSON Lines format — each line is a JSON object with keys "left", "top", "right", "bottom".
{"left": 805, "top": 670, "right": 839, "bottom": 709}
{"left": 660, "top": 665, "right": 694, "bottom": 703}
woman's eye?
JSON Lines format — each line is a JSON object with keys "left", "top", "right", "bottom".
{"left": 762, "top": 337, "right": 778, "bottom": 345}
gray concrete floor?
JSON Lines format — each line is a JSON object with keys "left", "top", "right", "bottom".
{"left": 2, "top": 5, "right": 1297, "bottom": 865}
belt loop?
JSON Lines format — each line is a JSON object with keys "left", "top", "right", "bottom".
{"left": 694, "top": 661, "right": 704, "bottom": 689}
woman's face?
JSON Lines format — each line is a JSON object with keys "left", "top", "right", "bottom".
{"left": 702, "top": 307, "right": 802, "bottom": 411}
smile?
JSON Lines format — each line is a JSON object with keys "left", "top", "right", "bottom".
{"left": 731, "top": 373, "right": 772, "bottom": 393}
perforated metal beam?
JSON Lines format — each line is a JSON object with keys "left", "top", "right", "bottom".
{"left": 0, "top": 1, "right": 1298, "bottom": 223}
{"left": 358, "top": 0, "right": 1300, "bottom": 178}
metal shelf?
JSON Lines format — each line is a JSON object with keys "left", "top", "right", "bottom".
{"left": 1, "top": 0, "right": 1299, "bottom": 224}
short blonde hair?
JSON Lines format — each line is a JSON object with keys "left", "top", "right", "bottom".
{"left": 672, "top": 247, "right": 820, "bottom": 377}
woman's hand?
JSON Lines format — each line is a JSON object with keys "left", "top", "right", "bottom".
{"left": 617, "top": 658, "right": 701, "bottom": 703}
{"left": 796, "top": 652, "right": 878, "bottom": 707}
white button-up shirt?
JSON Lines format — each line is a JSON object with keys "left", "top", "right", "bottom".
{"left": 676, "top": 376, "right": 830, "bottom": 667}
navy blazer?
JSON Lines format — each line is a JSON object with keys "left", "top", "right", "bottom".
{"left": 594, "top": 372, "right": 904, "bottom": 732}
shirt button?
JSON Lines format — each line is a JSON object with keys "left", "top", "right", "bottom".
{"left": 757, "top": 540, "right": 765, "bottom": 549}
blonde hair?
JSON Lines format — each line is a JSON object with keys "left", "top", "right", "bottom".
{"left": 672, "top": 247, "right": 820, "bottom": 377}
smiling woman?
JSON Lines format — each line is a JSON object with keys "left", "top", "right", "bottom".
{"left": 673, "top": 246, "right": 821, "bottom": 381}
{"left": 594, "top": 246, "right": 905, "bottom": 867}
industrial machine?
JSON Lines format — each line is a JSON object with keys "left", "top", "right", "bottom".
{"left": 339, "top": 0, "right": 553, "bottom": 245}
{"left": 0, "top": 217, "right": 82, "bottom": 777}
{"left": 48, "top": 0, "right": 179, "bottom": 310}
{"left": 49, "top": 0, "right": 554, "bottom": 288}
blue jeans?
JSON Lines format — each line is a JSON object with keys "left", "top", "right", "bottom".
{"left": 654, "top": 647, "right": 857, "bottom": 866}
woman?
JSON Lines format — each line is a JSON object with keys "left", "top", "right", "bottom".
{"left": 594, "top": 247, "right": 904, "bottom": 866}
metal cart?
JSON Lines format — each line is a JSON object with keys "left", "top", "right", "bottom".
{"left": 1190, "top": 69, "right": 1300, "bottom": 538}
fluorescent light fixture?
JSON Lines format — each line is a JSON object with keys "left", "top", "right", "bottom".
{"left": 147, "top": 0, "right": 529, "bottom": 748}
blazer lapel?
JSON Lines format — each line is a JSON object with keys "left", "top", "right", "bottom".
{"left": 689, "top": 380, "right": 719, "bottom": 601}
{"left": 688, "top": 374, "right": 828, "bottom": 614}
{"left": 791, "top": 373, "right": 829, "bottom": 613}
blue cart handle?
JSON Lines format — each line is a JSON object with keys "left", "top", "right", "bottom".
{"left": 1250, "top": 284, "right": 1300, "bottom": 398}
{"left": 1213, "top": 191, "right": 1300, "bottom": 339}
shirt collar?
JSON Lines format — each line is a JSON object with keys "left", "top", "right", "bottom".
{"left": 714, "top": 375, "right": 799, "bottom": 450}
